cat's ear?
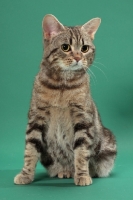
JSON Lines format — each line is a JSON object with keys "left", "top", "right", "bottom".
{"left": 42, "top": 14, "right": 65, "bottom": 40}
{"left": 81, "top": 18, "right": 101, "bottom": 40}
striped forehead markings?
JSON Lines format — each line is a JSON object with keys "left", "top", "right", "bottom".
{"left": 68, "top": 27, "right": 83, "bottom": 46}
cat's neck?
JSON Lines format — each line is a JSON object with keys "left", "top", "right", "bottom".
{"left": 38, "top": 60, "right": 90, "bottom": 91}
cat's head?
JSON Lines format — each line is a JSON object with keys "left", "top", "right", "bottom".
{"left": 42, "top": 14, "right": 101, "bottom": 72}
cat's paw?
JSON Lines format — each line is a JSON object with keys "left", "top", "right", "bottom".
{"left": 74, "top": 175, "right": 92, "bottom": 186}
{"left": 14, "top": 173, "right": 34, "bottom": 185}
{"left": 58, "top": 171, "right": 72, "bottom": 178}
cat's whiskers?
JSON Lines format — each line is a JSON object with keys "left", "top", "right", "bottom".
{"left": 82, "top": 65, "right": 88, "bottom": 74}
{"left": 88, "top": 68, "right": 97, "bottom": 85}
{"left": 94, "top": 60, "right": 107, "bottom": 69}
{"left": 82, "top": 65, "right": 95, "bottom": 84}
{"left": 91, "top": 64, "right": 108, "bottom": 81}
{"left": 95, "top": 57, "right": 101, "bottom": 60}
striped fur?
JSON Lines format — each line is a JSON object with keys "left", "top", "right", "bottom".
{"left": 14, "top": 15, "right": 117, "bottom": 186}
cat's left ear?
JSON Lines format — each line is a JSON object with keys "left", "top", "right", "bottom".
{"left": 81, "top": 18, "right": 101, "bottom": 40}
{"left": 42, "top": 14, "right": 65, "bottom": 40}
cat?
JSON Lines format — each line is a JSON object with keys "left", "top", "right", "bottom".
{"left": 14, "top": 14, "right": 117, "bottom": 186}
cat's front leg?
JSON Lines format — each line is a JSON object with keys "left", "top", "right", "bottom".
{"left": 14, "top": 120, "right": 46, "bottom": 184}
{"left": 14, "top": 142, "right": 39, "bottom": 184}
{"left": 73, "top": 122, "right": 94, "bottom": 186}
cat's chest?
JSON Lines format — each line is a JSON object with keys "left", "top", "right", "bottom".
{"left": 39, "top": 86, "right": 86, "bottom": 108}
{"left": 47, "top": 90, "right": 72, "bottom": 108}
{"left": 46, "top": 106, "right": 74, "bottom": 150}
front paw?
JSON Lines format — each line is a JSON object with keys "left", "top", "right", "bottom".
{"left": 74, "top": 175, "right": 92, "bottom": 186}
{"left": 14, "top": 172, "right": 34, "bottom": 185}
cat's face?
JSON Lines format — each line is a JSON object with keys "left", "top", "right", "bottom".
{"left": 42, "top": 15, "right": 101, "bottom": 72}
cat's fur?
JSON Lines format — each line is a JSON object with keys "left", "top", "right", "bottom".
{"left": 14, "top": 14, "right": 117, "bottom": 186}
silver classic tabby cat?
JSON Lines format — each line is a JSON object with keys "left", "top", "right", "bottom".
{"left": 14, "top": 14, "right": 117, "bottom": 186}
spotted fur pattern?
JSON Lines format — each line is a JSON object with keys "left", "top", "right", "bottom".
{"left": 14, "top": 14, "right": 117, "bottom": 186}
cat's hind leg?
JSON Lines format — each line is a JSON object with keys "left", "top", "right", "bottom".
{"left": 58, "top": 171, "right": 72, "bottom": 178}
{"left": 94, "top": 128, "right": 117, "bottom": 177}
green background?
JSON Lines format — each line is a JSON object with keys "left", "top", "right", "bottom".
{"left": 0, "top": 0, "right": 133, "bottom": 199}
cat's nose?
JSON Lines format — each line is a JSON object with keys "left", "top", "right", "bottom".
{"left": 74, "top": 56, "right": 81, "bottom": 62}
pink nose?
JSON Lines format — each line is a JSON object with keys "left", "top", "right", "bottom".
{"left": 74, "top": 56, "right": 81, "bottom": 62}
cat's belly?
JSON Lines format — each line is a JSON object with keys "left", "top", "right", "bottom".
{"left": 46, "top": 106, "right": 74, "bottom": 165}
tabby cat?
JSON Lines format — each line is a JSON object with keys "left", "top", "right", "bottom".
{"left": 14, "top": 14, "right": 117, "bottom": 186}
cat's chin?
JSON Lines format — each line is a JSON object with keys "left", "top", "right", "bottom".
{"left": 69, "top": 64, "right": 83, "bottom": 71}
{"left": 60, "top": 64, "right": 84, "bottom": 71}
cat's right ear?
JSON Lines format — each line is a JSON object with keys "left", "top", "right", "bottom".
{"left": 42, "top": 14, "right": 65, "bottom": 40}
{"left": 81, "top": 18, "right": 101, "bottom": 40}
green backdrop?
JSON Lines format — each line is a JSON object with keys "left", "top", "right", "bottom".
{"left": 0, "top": 0, "right": 133, "bottom": 199}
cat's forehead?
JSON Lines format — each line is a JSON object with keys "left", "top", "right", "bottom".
{"left": 54, "top": 26, "right": 93, "bottom": 46}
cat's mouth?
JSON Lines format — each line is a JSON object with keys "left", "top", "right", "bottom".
{"left": 69, "top": 60, "right": 84, "bottom": 70}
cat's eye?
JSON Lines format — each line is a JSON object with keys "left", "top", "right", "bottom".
{"left": 61, "top": 44, "right": 71, "bottom": 52}
{"left": 81, "top": 45, "right": 89, "bottom": 53}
